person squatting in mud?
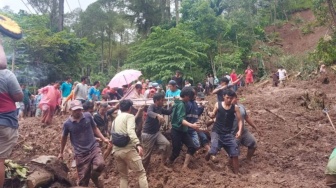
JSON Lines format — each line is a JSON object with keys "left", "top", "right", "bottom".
{"left": 206, "top": 89, "right": 243, "bottom": 174}
{"left": 58, "top": 100, "right": 110, "bottom": 188}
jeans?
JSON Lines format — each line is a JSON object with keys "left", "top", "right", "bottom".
{"left": 198, "top": 132, "right": 209, "bottom": 147}
{"left": 188, "top": 129, "right": 200, "bottom": 148}
{"left": 209, "top": 132, "right": 239, "bottom": 157}
{"left": 169, "top": 128, "right": 197, "bottom": 162}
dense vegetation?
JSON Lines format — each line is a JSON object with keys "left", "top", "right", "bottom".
{"left": 1, "top": 0, "right": 335, "bottom": 86}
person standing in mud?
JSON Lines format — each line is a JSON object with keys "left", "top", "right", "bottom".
{"left": 112, "top": 100, "right": 148, "bottom": 188}
{"left": 212, "top": 77, "right": 242, "bottom": 102}
{"left": 167, "top": 87, "right": 200, "bottom": 169}
{"left": 38, "top": 82, "right": 62, "bottom": 126}
{"left": 278, "top": 66, "right": 287, "bottom": 86}
{"left": 0, "top": 42, "right": 23, "bottom": 188}
{"left": 141, "top": 93, "right": 172, "bottom": 170}
{"left": 74, "top": 76, "right": 89, "bottom": 104}
{"left": 58, "top": 100, "right": 110, "bottom": 188}
{"left": 21, "top": 84, "right": 31, "bottom": 117}
{"left": 271, "top": 70, "right": 279, "bottom": 87}
{"left": 232, "top": 94, "right": 259, "bottom": 161}
{"left": 245, "top": 66, "right": 254, "bottom": 86}
{"left": 88, "top": 81, "right": 101, "bottom": 102}
{"left": 60, "top": 77, "right": 72, "bottom": 115}
{"left": 186, "top": 88, "right": 202, "bottom": 155}
{"left": 206, "top": 89, "right": 243, "bottom": 174}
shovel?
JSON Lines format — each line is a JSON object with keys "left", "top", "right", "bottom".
{"left": 323, "top": 108, "right": 336, "bottom": 133}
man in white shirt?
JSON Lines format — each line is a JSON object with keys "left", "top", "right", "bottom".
{"left": 278, "top": 67, "right": 287, "bottom": 86}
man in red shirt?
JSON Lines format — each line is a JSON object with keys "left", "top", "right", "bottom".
{"left": 245, "top": 66, "right": 254, "bottom": 86}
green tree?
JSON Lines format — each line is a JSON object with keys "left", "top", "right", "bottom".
{"left": 125, "top": 27, "right": 208, "bottom": 81}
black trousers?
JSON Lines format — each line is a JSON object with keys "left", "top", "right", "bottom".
{"left": 169, "top": 128, "right": 197, "bottom": 162}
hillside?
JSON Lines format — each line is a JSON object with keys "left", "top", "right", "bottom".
{"left": 265, "top": 9, "right": 328, "bottom": 55}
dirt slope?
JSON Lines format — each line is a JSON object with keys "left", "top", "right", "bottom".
{"left": 265, "top": 9, "right": 329, "bottom": 55}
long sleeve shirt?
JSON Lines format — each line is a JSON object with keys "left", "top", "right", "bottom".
{"left": 38, "top": 86, "right": 61, "bottom": 108}
{"left": 143, "top": 104, "right": 172, "bottom": 134}
{"left": 171, "top": 100, "right": 187, "bottom": 132}
{"left": 112, "top": 112, "right": 140, "bottom": 152}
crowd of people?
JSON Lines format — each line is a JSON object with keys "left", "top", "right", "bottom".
{"left": 0, "top": 62, "right": 268, "bottom": 188}
{"left": 0, "top": 54, "right": 296, "bottom": 188}
{"left": 54, "top": 75, "right": 261, "bottom": 188}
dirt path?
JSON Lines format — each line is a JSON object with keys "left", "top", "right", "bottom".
{"left": 7, "top": 78, "right": 336, "bottom": 188}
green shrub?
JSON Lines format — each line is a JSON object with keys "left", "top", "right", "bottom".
{"left": 301, "top": 23, "right": 314, "bottom": 35}
{"left": 278, "top": 54, "right": 316, "bottom": 79}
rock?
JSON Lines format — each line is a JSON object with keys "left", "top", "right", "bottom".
{"left": 27, "top": 170, "right": 54, "bottom": 188}
{"left": 31, "top": 155, "right": 57, "bottom": 165}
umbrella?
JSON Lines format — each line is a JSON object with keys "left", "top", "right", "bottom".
{"left": 108, "top": 69, "right": 142, "bottom": 88}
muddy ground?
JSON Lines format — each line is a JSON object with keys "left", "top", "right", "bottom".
{"left": 5, "top": 74, "right": 336, "bottom": 188}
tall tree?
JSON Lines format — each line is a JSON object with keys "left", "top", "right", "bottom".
{"left": 175, "top": 0, "right": 180, "bottom": 24}
{"left": 327, "top": 0, "right": 336, "bottom": 25}
{"left": 126, "top": 27, "right": 208, "bottom": 81}
{"left": 58, "top": 0, "right": 64, "bottom": 31}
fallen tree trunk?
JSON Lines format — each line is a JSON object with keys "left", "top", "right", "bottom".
{"left": 257, "top": 80, "right": 269, "bottom": 88}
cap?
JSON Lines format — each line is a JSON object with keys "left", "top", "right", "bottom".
{"left": 148, "top": 82, "right": 153, "bottom": 88}
{"left": 70, "top": 100, "right": 83, "bottom": 110}
{"left": 168, "top": 80, "right": 177, "bottom": 86}
{"left": 152, "top": 82, "right": 159, "bottom": 87}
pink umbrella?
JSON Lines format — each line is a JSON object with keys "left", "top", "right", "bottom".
{"left": 108, "top": 69, "right": 142, "bottom": 88}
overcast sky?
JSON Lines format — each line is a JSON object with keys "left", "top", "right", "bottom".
{"left": 0, "top": 0, "right": 96, "bottom": 13}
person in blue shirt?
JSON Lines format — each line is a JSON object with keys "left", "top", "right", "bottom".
{"left": 88, "top": 81, "right": 101, "bottom": 102}
{"left": 165, "top": 80, "right": 181, "bottom": 98}
{"left": 60, "top": 77, "right": 72, "bottom": 114}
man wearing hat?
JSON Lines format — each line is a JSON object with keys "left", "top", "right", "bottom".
{"left": 58, "top": 100, "right": 110, "bottom": 188}
{"left": 165, "top": 80, "right": 181, "bottom": 98}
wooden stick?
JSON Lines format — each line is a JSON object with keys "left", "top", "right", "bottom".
{"left": 283, "top": 126, "right": 312, "bottom": 143}
{"left": 265, "top": 108, "right": 286, "bottom": 121}
{"left": 326, "top": 112, "right": 336, "bottom": 133}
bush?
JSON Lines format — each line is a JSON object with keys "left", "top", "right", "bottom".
{"left": 278, "top": 54, "right": 317, "bottom": 79}
{"left": 301, "top": 23, "right": 314, "bottom": 35}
